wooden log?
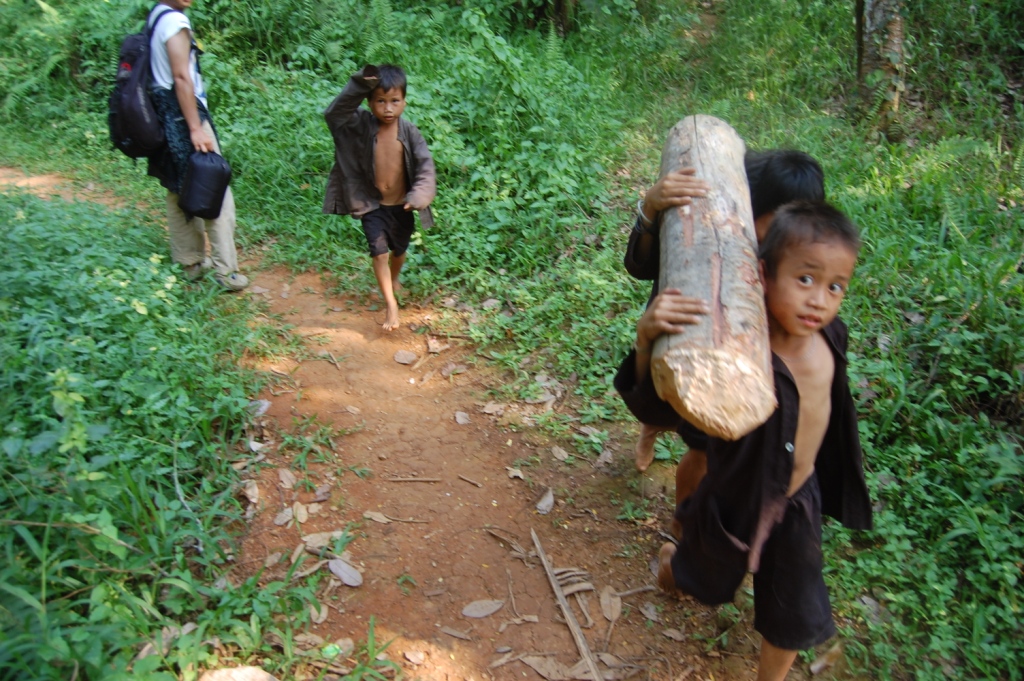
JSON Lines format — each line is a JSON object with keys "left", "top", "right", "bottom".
{"left": 651, "top": 115, "right": 776, "bottom": 441}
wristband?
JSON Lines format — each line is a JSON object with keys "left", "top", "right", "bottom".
{"left": 636, "top": 199, "right": 655, "bottom": 232}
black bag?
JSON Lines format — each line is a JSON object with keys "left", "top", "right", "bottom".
{"left": 178, "top": 151, "right": 232, "bottom": 219}
{"left": 108, "top": 6, "right": 179, "bottom": 159}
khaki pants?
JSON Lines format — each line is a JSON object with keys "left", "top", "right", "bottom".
{"left": 166, "top": 120, "right": 238, "bottom": 276}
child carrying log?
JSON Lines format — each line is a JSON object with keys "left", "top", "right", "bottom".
{"left": 615, "top": 201, "right": 872, "bottom": 680}
{"left": 624, "top": 151, "right": 825, "bottom": 506}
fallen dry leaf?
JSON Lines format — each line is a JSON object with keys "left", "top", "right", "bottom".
{"left": 345, "top": 405, "right": 361, "bottom": 415}
{"left": 519, "top": 655, "right": 572, "bottom": 680}
{"left": 310, "top": 600, "right": 328, "bottom": 624}
{"left": 481, "top": 402, "right": 505, "bottom": 415}
{"left": 248, "top": 440, "right": 266, "bottom": 453}
{"left": 506, "top": 467, "right": 524, "bottom": 480}
{"left": 242, "top": 481, "right": 259, "bottom": 505}
{"left": 332, "top": 638, "right": 355, "bottom": 656}
{"left": 535, "top": 488, "right": 555, "bottom": 515}
{"left": 489, "top": 651, "right": 518, "bottom": 669}
{"left": 552, "top": 446, "right": 569, "bottom": 461}
{"left": 640, "top": 602, "right": 661, "bottom": 622}
{"left": 293, "top": 501, "right": 308, "bottom": 524}
{"left": 307, "top": 503, "right": 322, "bottom": 516}
{"left": 440, "top": 362, "right": 467, "bottom": 377}
{"left": 362, "top": 510, "right": 391, "bottom": 524}
{"left": 461, "top": 599, "right": 505, "bottom": 618}
{"left": 278, "top": 469, "right": 296, "bottom": 490}
{"left": 394, "top": 350, "right": 417, "bottom": 365}
{"left": 293, "top": 632, "right": 324, "bottom": 648}
{"left": 313, "top": 482, "right": 332, "bottom": 502}
{"left": 454, "top": 411, "right": 471, "bottom": 425}
{"left": 302, "top": 531, "right": 349, "bottom": 550}
{"left": 264, "top": 552, "right": 283, "bottom": 568}
{"left": 404, "top": 650, "right": 426, "bottom": 665}
{"left": 273, "top": 508, "right": 293, "bottom": 526}
{"left": 440, "top": 626, "right": 472, "bottom": 641}
{"left": 662, "top": 628, "right": 686, "bottom": 641}
{"left": 328, "top": 558, "right": 363, "bottom": 587}
{"left": 600, "top": 585, "right": 622, "bottom": 622}
{"left": 248, "top": 399, "right": 271, "bottom": 417}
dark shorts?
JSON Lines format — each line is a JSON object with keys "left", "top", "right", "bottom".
{"left": 361, "top": 204, "right": 415, "bottom": 257}
{"left": 753, "top": 474, "right": 834, "bottom": 650}
{"left": 672, "top": 474, "right": 834, "bottom": 651}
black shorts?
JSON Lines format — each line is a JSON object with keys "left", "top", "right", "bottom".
{"left": 672, "top": 474, "right": 834, "bottom": 651}
{"left": 753, "top": 474, "right": 835, "bottom": 650}
{"left": 361, "top": 204, "right": 415, "bottom": 257}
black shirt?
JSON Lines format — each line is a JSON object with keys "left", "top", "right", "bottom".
{"left": 614, "top": 317, "right": 872, "bottom": 570}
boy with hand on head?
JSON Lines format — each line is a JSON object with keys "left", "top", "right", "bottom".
{"left": 615, "top": 200, "right": 872, "bottom": 680}
{"left": 323, "top": 64, "right": 436, "bottom": 332}
{"left": 623, "top": 151, "right": 826, "bottom": 511}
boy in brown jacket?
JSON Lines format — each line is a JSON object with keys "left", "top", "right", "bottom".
{"left": 323, "top": 64, "right": 436, "bottom": 331}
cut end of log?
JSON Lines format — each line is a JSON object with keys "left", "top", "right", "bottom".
{"left": 651, "top": 348, "right": 777, "bottom": 441}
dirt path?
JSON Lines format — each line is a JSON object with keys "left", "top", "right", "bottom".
{"left": 235, "top": 267, "right": 774, "bottom": 681}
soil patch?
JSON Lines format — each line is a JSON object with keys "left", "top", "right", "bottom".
{"left": 0, "top": 167, "right": 123, "bottom": 207}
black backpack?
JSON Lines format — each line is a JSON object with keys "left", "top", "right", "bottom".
{"left": 108, "top": 6, "right": 179, "bottom": 159}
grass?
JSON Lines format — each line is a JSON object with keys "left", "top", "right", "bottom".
{"left": 1, "top": 0, "right": 1022, "bottom": 678}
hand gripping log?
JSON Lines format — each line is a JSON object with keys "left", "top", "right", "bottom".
{"left": 652, "top": 115, "right": 776, "bottom": 440}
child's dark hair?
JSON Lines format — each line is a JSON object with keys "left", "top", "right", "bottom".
{"left": 375, "top": 64, "right": 407, "bottom": 96}
{"left": 745, "top": 150, "right": 825, "bottom": 219}
{"left": 759, "top": 200, "right": 860, "bottom": 278}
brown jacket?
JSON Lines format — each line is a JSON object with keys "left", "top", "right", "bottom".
{"left": 322, "top": 66, "right": 436, "bottom": 228}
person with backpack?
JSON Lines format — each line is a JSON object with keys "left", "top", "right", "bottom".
{"left": 144, "top": 0, "right": 248, "bottom": 290}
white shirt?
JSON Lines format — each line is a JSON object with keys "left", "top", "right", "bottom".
{"left": 148, "top": 4, "right": 207, "bottom": 109}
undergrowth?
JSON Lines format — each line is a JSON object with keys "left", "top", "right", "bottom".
{"left": 0, "top": 194, "right": 324, "bottom": 679}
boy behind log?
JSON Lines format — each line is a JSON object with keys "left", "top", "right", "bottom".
{"left": 624, "top": 151, "right": 825, "bottom": 509}
{"left": 615, "top": 201, "right": 872, "bottom": 680}
{"left": 323, "top": 64, "right": 436, "bottom": 332}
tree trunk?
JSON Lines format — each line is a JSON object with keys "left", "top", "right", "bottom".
{"left": 857, "top": 0, "right": 906, "bottom": 125}
{"left": 651, "top": 115, "right": 776, "bottom": 442}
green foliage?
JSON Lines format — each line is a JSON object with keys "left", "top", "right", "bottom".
{"left": 906, "top": 0, "right": 1024, "bottom": 139}
{"left": 0, "top": 194, "right": 311, "bottom": 677}
{"left": 1, "top": 0, "right": 1023, "bottom": 677}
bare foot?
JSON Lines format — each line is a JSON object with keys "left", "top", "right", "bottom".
{"left": 382, "top": 303, "right": 400, "bottom": 332}
{"left": 657, "top": 542, "right": 679, "bottom": 594}
{"left": 635, "top": 423, "right": 669, "bottom": 471}
{"left": 392, "top": 278, "right": 403, "bottom": 293}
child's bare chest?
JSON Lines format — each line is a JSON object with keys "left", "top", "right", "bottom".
{"left": 782, "top": 337, "right": 835, "bottom": 494}
{"left": 374, "top": 131, "right": 406, "bottom": 203}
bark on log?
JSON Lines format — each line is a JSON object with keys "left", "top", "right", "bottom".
{"left": 651, "top": 115, "right": 776, "bottom": 441}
